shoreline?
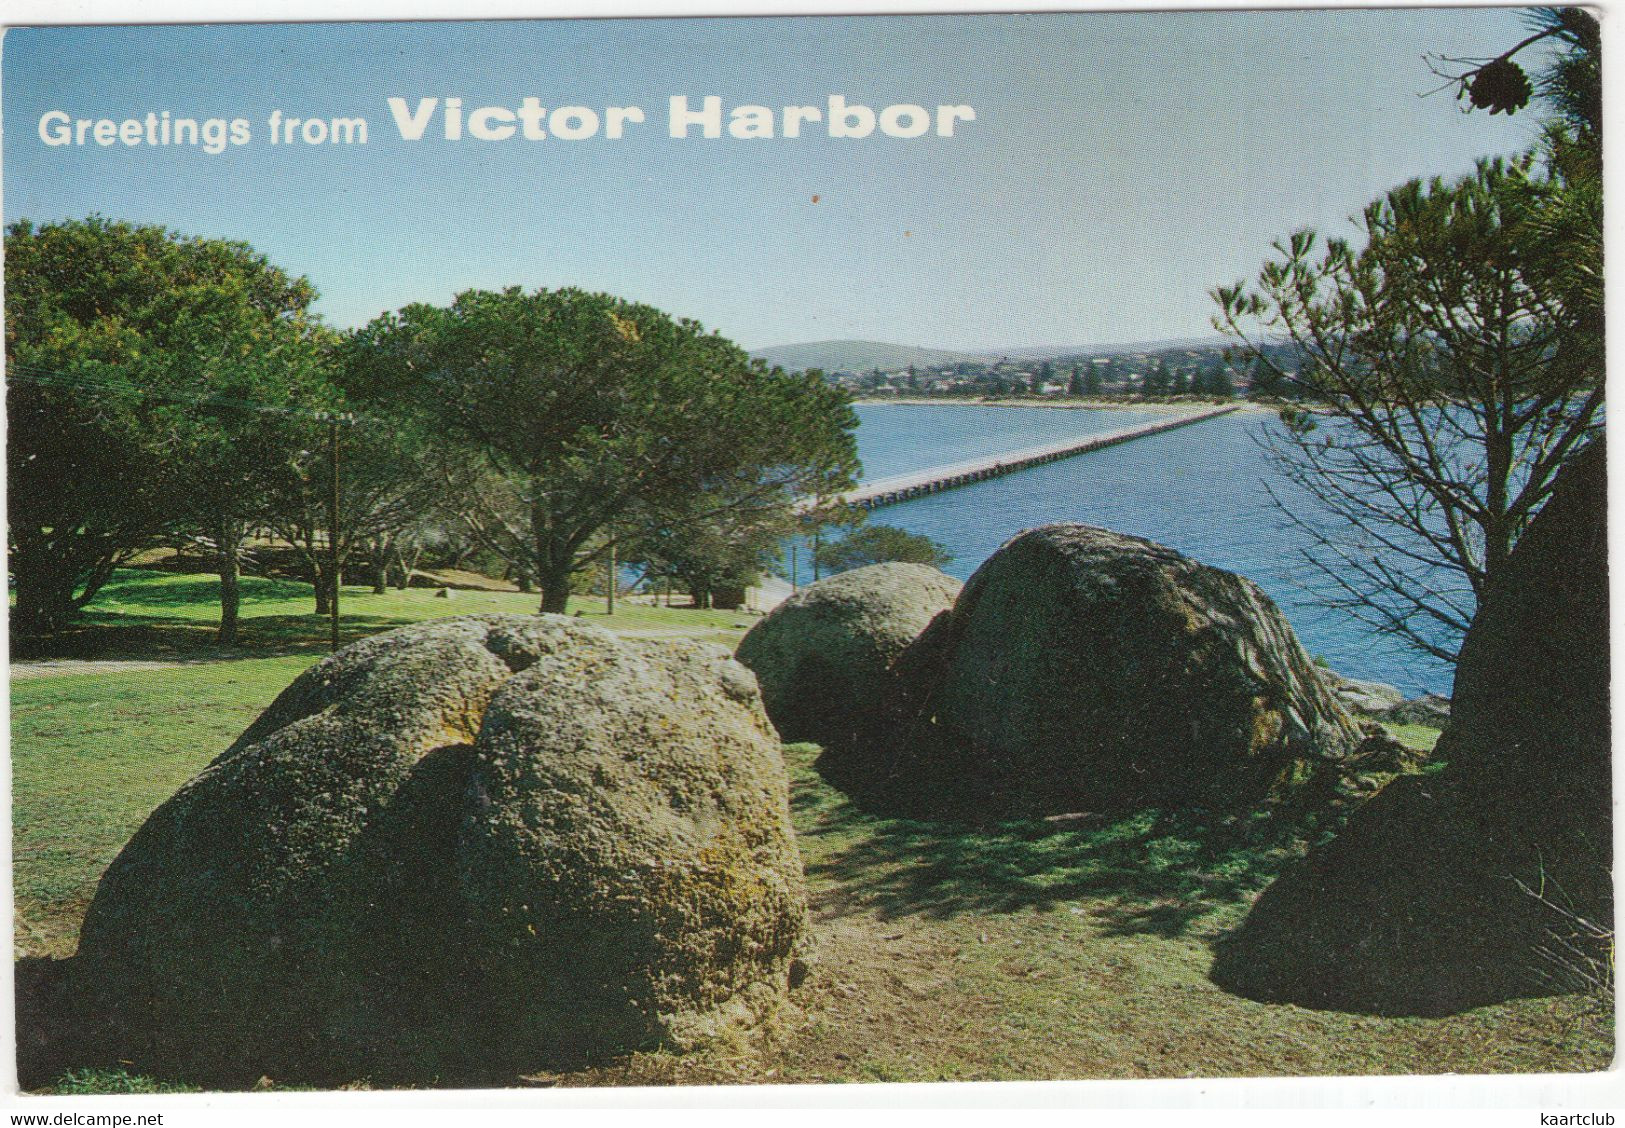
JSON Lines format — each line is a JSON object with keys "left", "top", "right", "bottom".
{"left": 855, "top": 396, "right": 1276, "bottom": 415}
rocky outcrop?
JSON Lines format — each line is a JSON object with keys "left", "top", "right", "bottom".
{"left": 870, "top": 524, "right": 1365, "bottom": 818}
{"left": 1381, "top": 693, "right": 1451, "bottom": 728}
{"left": 1322, "top": 672, "right": 1406, "bottom": 717}
{"left": 1321, "top": 670, "right": 1450, "bottom": 727}
{"left": 734, "top": 562, "right": 960, "bottom": 753}
{"left": 1212, "top": 442, "right": 1609, "bottom": 1016}
{"left": 76, "top": 615, "right": 806, "bottom": 1073}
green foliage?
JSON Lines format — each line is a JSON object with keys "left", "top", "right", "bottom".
{"left": 345, "top": 287, "right": 859, "bottom": 612}
{"left": 262, "top": 410, "right": 463, "bottom": 619}
{"left": 626, "top": 501, "right": 792, "bottom": 608}
{"left": 5, "top": 216, "right": 331, "bottom": 636}
{"left": 1382, "top": 722, "right": 1443, "bottom": 754}
{"left": 54, "top": 1069, "right": 203, "bottom": 1095}
{"left": 1246, "top": 356, "right": 1284, "bottom": 400}
{"left": 1140, "top": 360, "right": 1169, "bottom": 396}
{"left": 1448, "top": 9, "right": 1599, "bottom": 135}
{"left": 814, "top": 524, "right": 954, "bottom": 574}
{"left": 1213, "top": 154, "right": 1602, "bottom": 661}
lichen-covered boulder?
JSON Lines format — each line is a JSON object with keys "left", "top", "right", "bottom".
{"left": 1211, "top": 442, "right": 1609, "bottom": 1015}
{"left": 76, "top": 614, "right": 806, "bottom": 1073}
{"left": 458, "top": 638, "right": 807, "bottom": 1050}
{"left": 734, "top": 562, "right": 960, "bottom": 752}
{"left": 880, "top": 524, "right": 1365, "bottom": 817}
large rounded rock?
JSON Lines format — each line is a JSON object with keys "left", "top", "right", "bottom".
{"left": 458, "top": 638, "right": 806, "bottom": 1050}
{"left": 881, "top": 524, "right": 1365, "bottom": 817}
{"left": 1212, "top": 442, "right": 1609, "bottom": 1015}
{"left": 77, "top": 615, "right": 806, "bottom": 1074}
{"left": 734, "top": 562, "right": 960, "bottom": 751}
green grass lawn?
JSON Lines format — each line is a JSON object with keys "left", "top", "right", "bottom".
{"left": 1385, "top": 722, "right": 1444, "bottom": 753}
{"left": 9, "top": 568, "right": 1610, "bottom": 1090}
{"left": 13, "top": 654, "right": 321, "bottom": 957}
{"left": 16, "top": 567, "right": 752, "bottom": 659}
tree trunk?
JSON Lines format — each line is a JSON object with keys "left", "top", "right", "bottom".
{"left": 1483, "top": 425, "right": 1515, "bottom": 589}
{"left": 534, "top": 551, "right": 575, "bottom": 615}
{"left": 537, "top": 576, "right": 571, "bottom": 614}
{"left": 532, "top": 489, "right": 574, "bottom": 615}
{"left": 313, "top": 561, "right": 332, "bottom": 616}
{"left": 217, "top": 525, "right": 242, "bottom": 645}
{"left": 393, "top": 543, "right": 420, "bottom": 590}
{"left": 371, "top": 538, "right": 390, "bottom": 595}
{"left": 10, "top": 558, "right": 80, "bottom": 637}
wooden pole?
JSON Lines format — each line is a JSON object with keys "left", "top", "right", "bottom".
{"left": 329, "top": 415, "right": 341, "bottom": 652}
{"left": 606, "top": 536, "right": 617, "bottom": 616}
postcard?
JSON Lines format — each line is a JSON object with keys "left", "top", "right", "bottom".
{"left": 3, "top": 2, "right": 1613, "bottom": 1111}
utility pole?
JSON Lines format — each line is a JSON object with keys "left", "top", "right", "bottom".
{"left": 325, "top": 413, "right": 353, "bottom": 652}
{"left": 606, "top": 534, "right": 617, "bottom": 616}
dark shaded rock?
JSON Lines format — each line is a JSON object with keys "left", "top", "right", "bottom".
{"left": 76, "top": 614, "right": 805, "bottom": 1075}
{"left": 1346, "top": 723, "right": 1430, "bottom": 777}
{"left": 1212, "top": 442, "right": 1609, "bottom": 1015}
{"left": 872, "top": 523, "right": 1365, "bottom": 818}
{"left": 734, "top": 562, "right": 960, "bottom": 752}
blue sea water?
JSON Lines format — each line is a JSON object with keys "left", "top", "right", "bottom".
{"left": 827, "top": 402, "right": 1453, "bottom": 697}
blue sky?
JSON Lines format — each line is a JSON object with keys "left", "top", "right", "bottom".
{"left": 3, "top": 11, "right": 1550, "bottom": 350}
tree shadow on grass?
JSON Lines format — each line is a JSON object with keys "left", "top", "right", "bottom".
{"left": 12, "top": 614, "right": 423, "bottom": 662}
{"left": 11, "top": 566, "right": 419, "bottom": 660}
{"left": 15, "top": 953, "right": 647, "bottom": 1093}
{"left": 789, "top": 754, "right": 1308, "bottom": 939}
{"left": 90, "top": 572, "right": 316, "bottom": 610}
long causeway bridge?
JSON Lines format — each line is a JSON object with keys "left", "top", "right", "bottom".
{"left": 838, "top": 404, "right": 1240, "bottom": 510}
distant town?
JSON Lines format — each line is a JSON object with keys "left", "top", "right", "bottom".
{"left": 766, "top": 340, "right": 1305, "bottom": 401}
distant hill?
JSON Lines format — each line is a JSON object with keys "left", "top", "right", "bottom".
{"left": 751, "top": 335, "right": 1228, "bottom": 372}
{"left": 995, "top": 336, "right": 1225, "bottom": 361}
{"left": 750, "top": 340, "right": 986, "bottom": 373}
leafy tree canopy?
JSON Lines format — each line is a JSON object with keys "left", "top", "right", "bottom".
{"left": 815, "top": 523, "right": 954, "bottom": 575}
{"left": 345, "top": 286, "right": 859, "bottom": 612}
{"left": 6, "top": 215, "right": 330, "bottom": 635}
{"left": 1214, "top": 152, "right": 1602, "bottom": 661}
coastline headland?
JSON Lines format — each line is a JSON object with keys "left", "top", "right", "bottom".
{"left": 833, "top": 404, "right": 1240, "bottom": 511}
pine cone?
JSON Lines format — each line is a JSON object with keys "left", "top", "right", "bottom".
{"left": 1467, "top": 58, "right": 1532, "bottom": 115}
